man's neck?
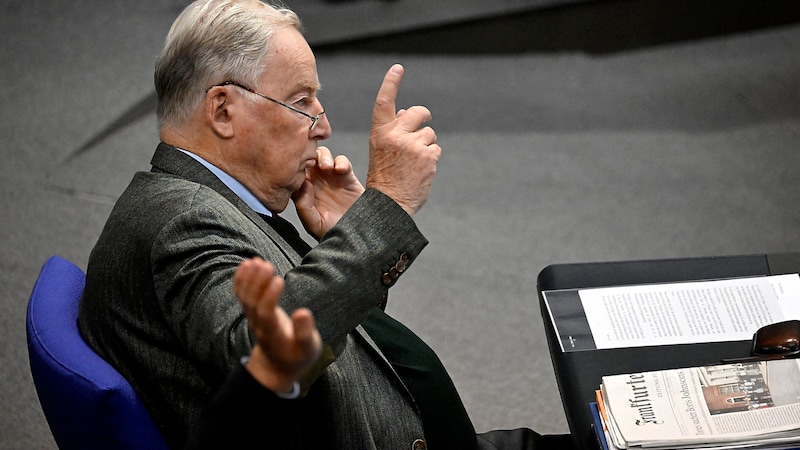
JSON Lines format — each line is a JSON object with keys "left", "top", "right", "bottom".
{"left": 174, "top": 147, "right": 273, "bottom": 217}
{"left": 160, "top": 124, "right": 220, "bottom": 162}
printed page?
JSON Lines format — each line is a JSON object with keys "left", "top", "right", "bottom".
{"left": 578, "top": 274, "right": 800, "bottom": 350}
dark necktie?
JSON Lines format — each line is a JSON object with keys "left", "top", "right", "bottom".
{"left": 258, "top": 213, "right": 312, "bottom": 257}
{"left": 361, "top": 307, "right": 478, "bottom": 449}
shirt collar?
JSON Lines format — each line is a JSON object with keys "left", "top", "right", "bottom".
{"left": 177, "top": 148, "right": 272, "bottom": 217}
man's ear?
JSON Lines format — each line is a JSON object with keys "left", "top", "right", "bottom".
{"left": 206, "top": 87, "right": 235, "bottom": 139}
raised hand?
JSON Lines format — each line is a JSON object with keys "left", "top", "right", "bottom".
{"left": 293, "top": 146, "right": 365, "bottom": 239}
{"left": 367, "top": 64, "right": 441, "bottom": 217}
{"left": 233, "top": 258, "right": 322, "bottom": 393}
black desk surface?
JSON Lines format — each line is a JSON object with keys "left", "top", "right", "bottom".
{"left": 536, "top": 252, "right": 800, "bottom": 450}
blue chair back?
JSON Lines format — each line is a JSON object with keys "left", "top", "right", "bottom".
{"left": 26, "top": 255, "right": 168, "bottom": 450}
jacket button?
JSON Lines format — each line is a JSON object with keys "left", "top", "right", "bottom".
{"left": 397, "top": 252, "right": 409, "bottom": 272}
{"left": 412, "top": 439, "right": 426, "bottom": 450}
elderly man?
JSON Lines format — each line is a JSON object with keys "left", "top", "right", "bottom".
{"left": 79, "top": 1, "right": 574, "bottom": 449}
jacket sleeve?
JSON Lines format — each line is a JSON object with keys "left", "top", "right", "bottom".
{"left": 151, "top": 187, "right": 428, "bottom": 380}
{"left": 281, "top": 188, "right": 428, "bottom": 349}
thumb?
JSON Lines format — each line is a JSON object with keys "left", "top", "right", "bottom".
{"left": 371, "top": 64, "right": 404, "bottom": 128}
{"left": 292, "top": 180, "right": 314, "bottom": 213}
{"left": 291, "top": 308, "right": 321, "bottom": 357}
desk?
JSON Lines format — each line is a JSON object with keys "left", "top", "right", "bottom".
{"left": 537, "top": 252, "right": 800, "bottom": 450}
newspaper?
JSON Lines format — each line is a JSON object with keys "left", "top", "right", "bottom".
{"left": 598, "top": 359, "right": 800, "bottom": 449}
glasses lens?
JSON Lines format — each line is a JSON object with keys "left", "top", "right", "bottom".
{"left": 751, "top": 320, "right": 800, "bottom": 356}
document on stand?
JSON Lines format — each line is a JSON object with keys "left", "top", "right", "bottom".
{"left": 542, "top": 274, "right": 800, "bottom": 352}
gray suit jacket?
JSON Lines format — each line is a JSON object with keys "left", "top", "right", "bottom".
{"left": 79, "top": 143, "right": 431, "bottom": 449}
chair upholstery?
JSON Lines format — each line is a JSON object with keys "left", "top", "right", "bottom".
{"left": 26, "top": 255, "right": 168, "bottom": 450}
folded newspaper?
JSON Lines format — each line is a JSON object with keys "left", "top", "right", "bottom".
{"left": 597, "top": 359, "right": 800, "bottom": 449}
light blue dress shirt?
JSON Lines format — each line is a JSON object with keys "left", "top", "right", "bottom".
{"left": 178, "top": 149, "right": 272, "bottom": 217}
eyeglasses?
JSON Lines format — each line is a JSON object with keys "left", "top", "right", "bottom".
{"left": 722, "top": 320, "right": 800, "bottom": 363}
{"left": 751, "top": 319, "right": 800, "bottom": 358}
{"left": 207, "top": 80, "right": 325, "bottom": 131}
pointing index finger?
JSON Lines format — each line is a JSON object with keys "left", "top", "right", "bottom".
{"left": 372, "top": 64, "right": 404, "bottom": 127}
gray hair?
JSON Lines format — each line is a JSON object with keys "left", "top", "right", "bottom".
{"left": 155, "top": 0, "right": 301, "bottom": 127}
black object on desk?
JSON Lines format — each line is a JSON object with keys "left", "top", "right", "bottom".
{"left": 536, "top": 252, "right": 800, "bottom": 450}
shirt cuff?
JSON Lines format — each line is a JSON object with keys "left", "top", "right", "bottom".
{"left": 240, "top": 356, "right": 301, "bottom": 400}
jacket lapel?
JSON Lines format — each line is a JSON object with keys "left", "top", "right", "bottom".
{"left": 150, "top": 143, "right": 303, "bottom": 267}
{"left": 353, "top": 325, "right": 419, "bottom": 411}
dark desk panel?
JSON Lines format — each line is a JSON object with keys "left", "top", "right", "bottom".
{"left": 537, "top": 253, "right": 800, "bottom": 450}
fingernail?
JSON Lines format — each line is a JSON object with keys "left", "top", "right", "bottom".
{"left": 391, "top": 64, "right": 403, "bottom": 74}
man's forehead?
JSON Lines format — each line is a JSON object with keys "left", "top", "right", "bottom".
{"left": 263, "top": 27, "right": 320, "bottom": 93}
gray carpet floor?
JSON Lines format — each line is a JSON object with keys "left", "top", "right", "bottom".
{"left": 2, "top": 0, "right": 800, "bottom": 448}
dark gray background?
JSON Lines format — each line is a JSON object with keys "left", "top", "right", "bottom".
{"left": 3, "top": 0, "right": 800, "bottom": 447}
